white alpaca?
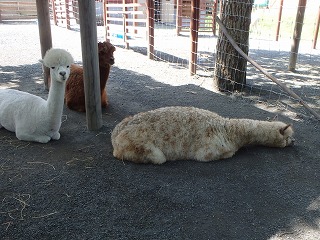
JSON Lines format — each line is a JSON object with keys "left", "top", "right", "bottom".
{"left": 0, "top": 48, "right": 74, "bottom": 143}
{"left": 111, "top": 106, "right": 294, "bottom": 164}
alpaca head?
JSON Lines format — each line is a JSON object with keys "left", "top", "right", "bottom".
{"left": 98, "top": 41, "right": 116, "bottom": 67}
{"left": 267, "top": 122, "right": 295, "bottom": 148}
{"left": 40, "top": 48, "right": 74, "bottom": 83}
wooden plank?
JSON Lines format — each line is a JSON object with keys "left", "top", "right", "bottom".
{"left": 0, "top": 3, "right": 36, "bottom": 6}
{"left": 106, "top": 17, "right": 146, "bottom": 23}
{"left": 36, "top": 0, "right": 52, "bottom": 90}
{"left": 0, "top": 10, "right": 37, "bottom": 14}
{"left": 0, "top": 0, "right": 37, "bottom": 20}
{"left": 105, "top": 3, "right": 142, "bottom": 7}
{"left": 78, "top": 0, "right": 103, "bottom": 130}
{"left": 0, "top": 14, "right": 36, "bottom": 20}
{"left": 105, "top": 10, "right": 144, "bottom": 14}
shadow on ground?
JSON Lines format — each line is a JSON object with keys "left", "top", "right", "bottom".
{"left": 0, "top": 64, "right": 319, "bottom": 239}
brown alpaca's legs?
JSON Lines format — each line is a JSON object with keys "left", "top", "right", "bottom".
{"left": 66, "top": 100, "right": 86, "bottom": 112}
{"left": 65, "top": 95, "right": 86, "bottom": 112}
{"left": 101, "top": 90, "right": 108, "bottom": 108}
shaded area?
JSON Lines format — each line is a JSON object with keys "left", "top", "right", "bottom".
{"left": 118, "top": 41, "right": 320, "bottom": 119}
{"left": 0, "top": 64, "right": 319, "bottom": 239}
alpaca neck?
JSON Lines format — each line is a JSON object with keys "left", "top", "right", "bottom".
{"left": 99, "top": 65, "right": 110, "bottom": 91}
{"left": 225, "top": 119, "right": 273, "bottom": 147}
{"left": 46, "top": 79, "right": 66, "bottom": 123}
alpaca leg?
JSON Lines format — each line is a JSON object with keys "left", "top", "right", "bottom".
{"left": 146, "top": 145, "right": 167, "bottom": 164}
{"left": 195, "top": 147, "right": 235, "bottom": 162}
{"left": 195, "top": 148, "right": 219, "bottom": 162}
{"left": 16, "top": 132, "right": 51, "bottom": 143}
{"left": 51, "top": 132, "right": 60, "bottom": 140}
{"left": 65, "top": 93, "right": 86, "bottom": 112}
{"left": 101, "top": 90, "right": 108, "bottom": 108}
{"left": 66, "top": 99, "right": 86, "bottom": 112}
{"left": 220, "top": 150, "right": 236, "bottom": 159}
{"left": 113, "top": 141, "right": 166, "bottom": 164}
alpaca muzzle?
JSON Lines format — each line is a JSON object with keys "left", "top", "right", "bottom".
{"left": 59, "top": 71, "right": 67, "bottom": 80}
{"left": 287, "top": 137, "right": 295, "bottom": 146}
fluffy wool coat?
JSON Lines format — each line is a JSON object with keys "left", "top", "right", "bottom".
{"left": 64, "top": 41, "right": 115, "bottom": 112}
{"left": 0, "top": 48, "right": 73, "bottom": 143}
{"left": 111, "top": 106, "right": 294, "bottom": 164}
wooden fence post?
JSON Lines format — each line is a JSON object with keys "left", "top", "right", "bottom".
{"left": 103, "top": 0, "right": 108, "bottom": 40}
{"left": 51, "top": 0, "right": 57, "bottom": 25}
{"left": 189, "top": 0, "right": 200, "bottom": 75}
{"left": 78, "top": 0, "right": 103, "bottom": 130}
{"left": 122, "top": 0, "right": 129, "bottom": 49}
{"left": 275, "top": 0, "right": 284, "bottom": 41}
{"left": 176, "top": 0, "right": 182, "bottom": 35}
{"left": 36, "top": 0, "right": 53, "bottom": 91}
{"left": 212, "top": 0, "right": 218, "bottom": 36}
{"left": 146, "top": 0, "right": 154, "bottom": 60}
{"left": 133, "top": 0, "right": 138, "bottom": 35}
{"left": 313, "top": 5, "right": 320, "bottom": 49}
{"left": 65, "top": 0, "right": 70, "bottom": 29}
{"left": 288, "top": 0, "right": 307, "bottom": 71}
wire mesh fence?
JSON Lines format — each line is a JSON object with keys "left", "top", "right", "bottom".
{"left": 1, "top": 0, "right": 319, "bottom": 119}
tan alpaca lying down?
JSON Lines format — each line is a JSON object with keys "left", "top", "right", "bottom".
{"left": 111, "top": 106, "right": 294, "bottom": 164}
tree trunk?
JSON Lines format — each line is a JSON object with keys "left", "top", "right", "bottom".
{"left": 214, "top": 0, "right": 253, "bottom": 92}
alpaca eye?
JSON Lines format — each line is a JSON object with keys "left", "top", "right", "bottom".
{"left": 51, "top": 67, "right": 55, "bottom": 69}
{"left": 67, "top": 65, "right": 70, "bottom": 68}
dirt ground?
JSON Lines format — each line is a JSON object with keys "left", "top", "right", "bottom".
{"left": 1, "top": 22, "right": 320, "bottom": 239}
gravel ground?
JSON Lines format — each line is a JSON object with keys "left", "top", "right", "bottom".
{"left": 0, "top": 21, "right": 319, "bottom": 240}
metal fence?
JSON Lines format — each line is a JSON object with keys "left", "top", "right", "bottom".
{"left": 1, "top": 0, "right": 319, "bottom": 119}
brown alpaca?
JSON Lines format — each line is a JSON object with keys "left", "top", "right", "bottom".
{"left": 64, "top": 41, "right": 115, "bottom": 112}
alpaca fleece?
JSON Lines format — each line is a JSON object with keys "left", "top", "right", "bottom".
{"left": 0, "top": 48, "right": 73, "bottom": 143}
{"left": 65, "top": 41, "right": 115, "bottom": 112}
{"left": 111, "top": 106, "right": 294, "bottom": 164}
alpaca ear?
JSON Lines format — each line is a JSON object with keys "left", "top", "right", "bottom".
{"left": 279, "top": 124, "right": 291, "bottom": 135}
